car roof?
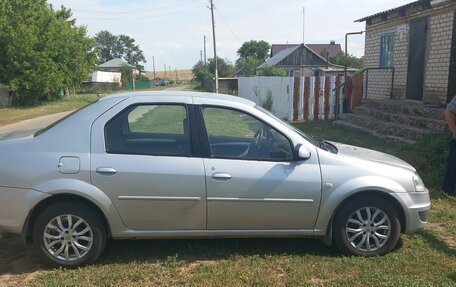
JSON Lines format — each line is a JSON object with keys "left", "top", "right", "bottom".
{"left": 99, "top": 91, "right": 256, "bottom": 107}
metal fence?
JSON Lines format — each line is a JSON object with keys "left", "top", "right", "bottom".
{"left": 238, "top": 76, "right": 347, "bottom": 121}
{"left": 124, "top": 81, "right": 151, "bottom": 90}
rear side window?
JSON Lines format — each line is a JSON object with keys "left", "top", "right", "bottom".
{"left": 105, "top": 104, "right": 191, "bottom": 156}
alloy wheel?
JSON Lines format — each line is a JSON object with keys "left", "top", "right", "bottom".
{"left": 42, "top": 214, "right": 94, "bottom": 262}
{"left": 345, "top": 206, "right": 391, "bottom": 252}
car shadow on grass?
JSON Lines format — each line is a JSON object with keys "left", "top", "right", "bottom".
{"left": 96, "top": 237, "right": 340, "bottom": 266}
{"left": 417, "top": 229, "right": 455, "bottom": 257}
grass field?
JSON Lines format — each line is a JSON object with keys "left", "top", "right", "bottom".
{"left": 26, "top": 120, "right": 456, "bottom": 287}
{"left": 0, "top": 94, "right": 100, "bottom": 127}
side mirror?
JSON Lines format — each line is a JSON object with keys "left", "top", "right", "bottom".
{"left": 294, "top": 144, "right": 311, "bottom": 161}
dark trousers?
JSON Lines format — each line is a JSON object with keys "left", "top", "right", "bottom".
{"left": 442, "top": 139, "right": 456, "bottom": 195}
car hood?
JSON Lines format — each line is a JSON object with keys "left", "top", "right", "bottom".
{"left": 331, "top": 142, "right": 415, "bottom": 171}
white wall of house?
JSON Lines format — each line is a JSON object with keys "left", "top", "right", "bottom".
{"left": 91, "top": 71, "right": 121, "bottom": 83}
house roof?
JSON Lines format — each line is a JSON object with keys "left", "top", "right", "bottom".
{"left": 98, "top": 58, "right": 133, "bottom": 68}
{"left": 258, "top": 45, "right": 302, "bottom": 69}
{"left": 258, "top": 44, "right": 333, "bottom": 70}
{"left": 271, "top": 43, "right": 342, "bottom": 58}
{"left": 355, "top": 0, "right": 431, "bottom": 22}
{"left": 270, "top": 44, "right": 300, "bottom": 57}
{"left": 306, "top": 44, "right": 342, "bottom": 58}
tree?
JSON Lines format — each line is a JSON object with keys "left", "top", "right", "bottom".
{"left": 235, "top": 56, "right": 262, "bottom": 76}
{"left": 191, "top": 60, "right": 206, "bottom": 84}
{"left": 320, "top": 50, "right": 364, "bottom": 70}
{"left": 0, "top": 0, "right": 98, "bottom": 105}
{"left": 94, "top": 31, "right": 146, "bottom": 69}
{"left": 237, "top": 40, "right": 270, "bottom": 62}
{"left": 258, "top": 65, "right": 285, "bottom": 77}
{"left": 207, "top": 57, "right": 235, "bottom": 78}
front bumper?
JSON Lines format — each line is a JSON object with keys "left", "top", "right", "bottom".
{"left": 391, "top": 189, "right": 431, "bottom": 234}
{"left": 0, "top": 187, "right": 49, "bottom": 234}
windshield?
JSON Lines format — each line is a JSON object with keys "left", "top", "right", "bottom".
{"left": 34, "top": 100, "right": 98, "bottom": 137}
{"left": 254, "top": 105, "right": 320, "bottom": 147}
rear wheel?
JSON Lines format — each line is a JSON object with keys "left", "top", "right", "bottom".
{"left": 333, "top": 196, "right": 401, "bottom": 256}
{"left": 33, "top": 200, "right": 107, "bottom": 267}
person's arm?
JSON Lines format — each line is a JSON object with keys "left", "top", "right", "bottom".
{"left": 444, "top": 108, "right": 456, "bottom": 137}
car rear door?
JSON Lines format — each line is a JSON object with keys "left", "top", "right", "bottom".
{"left": 90, "top": 96, "right": 206, "bottom": 230}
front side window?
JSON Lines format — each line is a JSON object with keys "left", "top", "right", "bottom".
{"left": 202, "top": 107, "right": 293, "bottom": 161}
{"left": 105, "top": 104, "right": 191, "bottom": 156}
{"left": 380, "top": 34, "right": 394, "bottom": 68}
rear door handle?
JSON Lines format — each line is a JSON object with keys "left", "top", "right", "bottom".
{"left": 212, "top": 172, "right": 232, "bottom": 181}
{"left": 96, "top": 167, "right": 117, "bottom": 176}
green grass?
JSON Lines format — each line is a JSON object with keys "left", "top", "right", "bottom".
{"left": 130, "top": 106, "right": 259, "bottom": 138}
{"left": 0, "top": 86, "right": 167, "bottom": 127}
{"left": 0, "top": 94, "right": 100, "bottom": 126}
{"left": 129, "top": 105, "right": 187, "bottom": 134}
{"left": 28, "top": 120, "right": 456, "bottom": 287}
{"left": 31, "top": 235, "right": 455, "bottom": 286}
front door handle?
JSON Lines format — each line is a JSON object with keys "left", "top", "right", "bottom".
{"left": 96, "top": 167, "right": 117, "bottom": 176}
{"left": 212, "top": 172, "right": 232, "bottom": 181}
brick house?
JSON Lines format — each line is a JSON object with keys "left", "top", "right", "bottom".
{"left": 356, "top": 0, "right": 456, "bottom": 105}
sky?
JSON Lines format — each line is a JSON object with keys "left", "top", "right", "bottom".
{"left": 48, "top": 0, "right": 413, "bottom": 71}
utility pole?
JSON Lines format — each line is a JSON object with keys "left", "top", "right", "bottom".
{"left": 132, "top": 66, "right": 135, "bottom": 90}
{"left": 164, "top": 64, "right": 166, "bottom": 77}
{"left": 210, "top": 0, "right": 218, "bottom": 93}
{"left": 152, "top": 56, "right": 156, "bottom": 79}
{"left": 203, "top": 35, "right": 207, "bottom": 79}
{"left": 200, "top": 50, "right": 203, "bottom": 78}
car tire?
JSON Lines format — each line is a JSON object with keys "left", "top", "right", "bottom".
{"left": 333, "top": 195, "right": 401, "bottom": 256}
{"left": 32, "top": 200, "right": 107, "bottom": 267}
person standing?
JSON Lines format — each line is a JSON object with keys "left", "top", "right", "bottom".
{"left": 443, "top": 96, "right": 456, "bottom": 196}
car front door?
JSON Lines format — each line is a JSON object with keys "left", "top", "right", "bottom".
{"left": 199, "top": 106, "right": 322, "bottom": 230}
{"left": 90, "top": 97, "right": 206, "bottom": 230}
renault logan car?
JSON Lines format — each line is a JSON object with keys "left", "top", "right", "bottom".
{"left": 0, "top": 91, "right": 430, "bottom": 266}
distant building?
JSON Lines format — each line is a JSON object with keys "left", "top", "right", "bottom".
{"left": 257, "top": 43, "right": 354, "bottom": 77}
{"left": 98, "top": 58, "right": 139, "bottom": 75}
{"left": 270, "top": 41, "right": 342, "bottom": 58}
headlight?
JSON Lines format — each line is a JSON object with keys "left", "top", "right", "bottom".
{"left": 412, "top": 173, "right": 426, "bottom": 192}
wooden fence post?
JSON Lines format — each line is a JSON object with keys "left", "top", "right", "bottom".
{"left": 324, "top": 77, "right": 330, "bottom": 120}
{"left": 303, "top": 77, "right": 310, "bottom": 121}
{"left": 313, "top": 77, "right": 320, "bottom": 121}
{"left": 335, "top": 76, "right": 341, "bottom": 118}
{"left": 293, "top": 76, "right": 300, "bottom": 121}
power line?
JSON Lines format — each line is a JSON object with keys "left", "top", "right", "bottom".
{"left": 215, "top": 8, "right": 241, "bottom": 44}
{"left": 76, "top": 5, "right": 204, "bottom": 21}
{"left": 73, "top": 0, "right": 198, "bottom": 14}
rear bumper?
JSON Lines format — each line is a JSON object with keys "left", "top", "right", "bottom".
{"left": 0, "top": 187, "right": 49, "bottom": 234}
{"left": 391, "top": 190, "right": 431, "bottom": 234}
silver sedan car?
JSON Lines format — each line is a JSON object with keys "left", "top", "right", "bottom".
{"left": 0, "top": 92, "right": 430, "bottom": 267}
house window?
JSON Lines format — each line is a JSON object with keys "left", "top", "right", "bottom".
{"left": 380, "top": 34, "right": 394, "bottom": 68}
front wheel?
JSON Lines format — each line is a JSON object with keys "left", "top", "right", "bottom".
{"left": 33, "top": 200, "right": 107, "bottom": 267}
{"left": 333, "top": 196, "right": 401, "bottom": 256}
